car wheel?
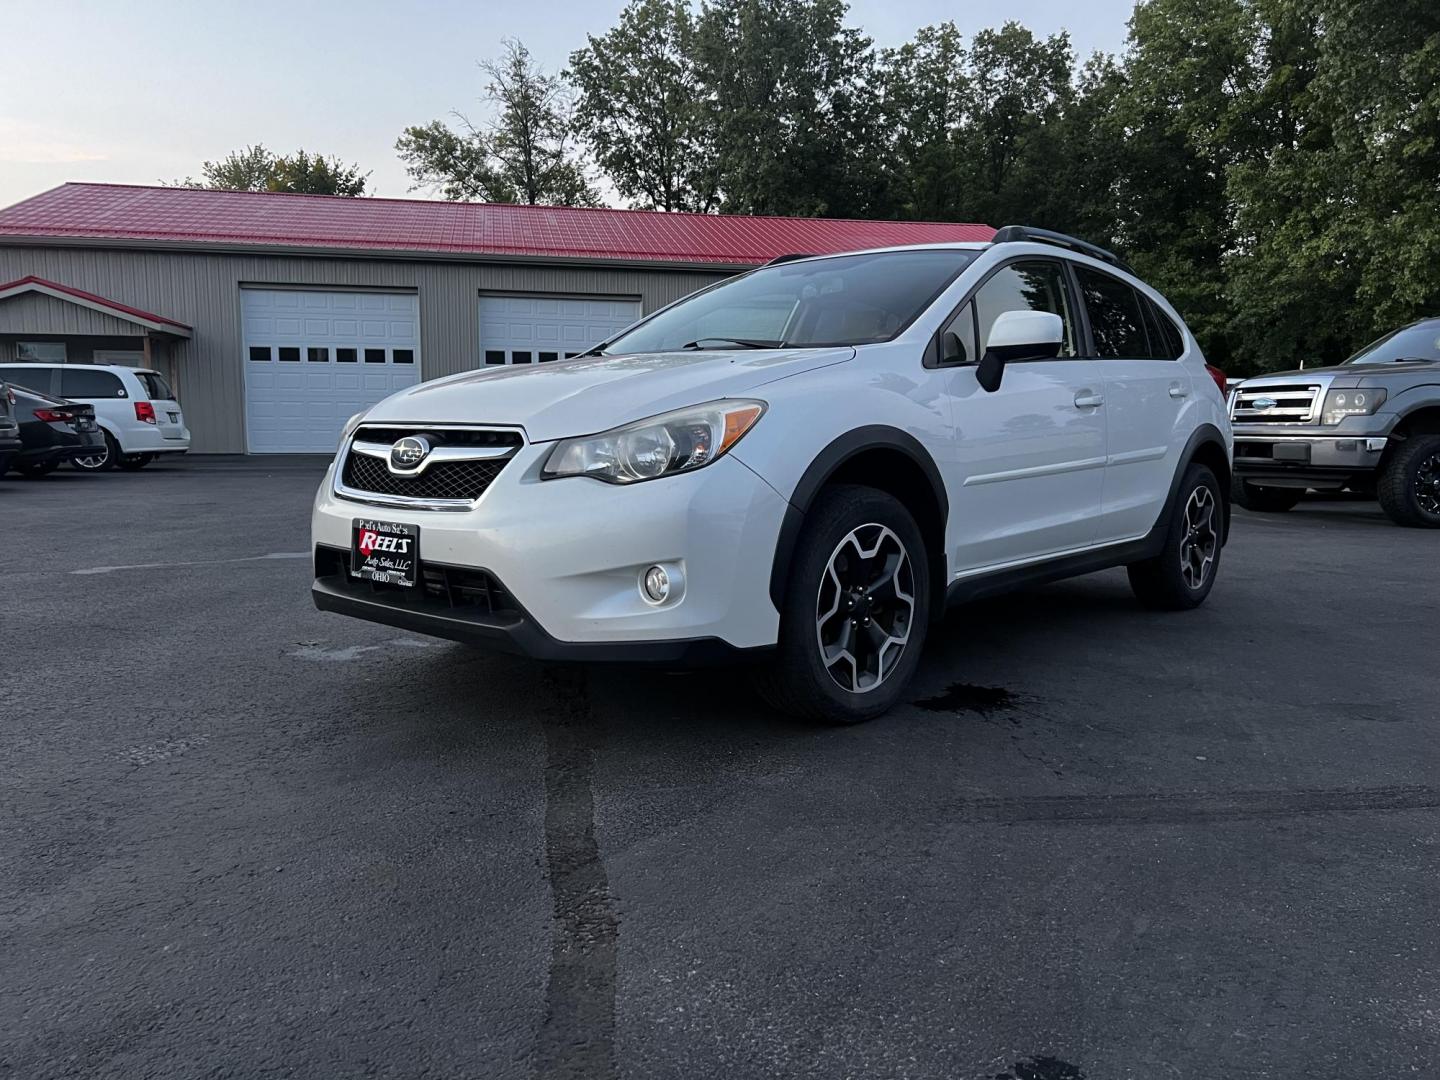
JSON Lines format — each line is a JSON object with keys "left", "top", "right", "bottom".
{"left": 1377, "top": 433, "right": 1440, "bottom": 528}
{"left": 1232, "top": 480, "right": 1303, "bottom": 512}
{"left": 117, "top": 452, "right": 154, "bottom": 471}
{"left": 72, "top": 433, "right": 118, "bottom": 472}
{"left": 754, "top": 484, "right": 930, "bottom": 725}
{"left": 1127, "top": 463, "right": 1224, "bottom": 611}
{"left": 14, "top": 459, "right": 60, "bottom": 478}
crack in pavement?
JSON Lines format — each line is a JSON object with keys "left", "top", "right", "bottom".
{"left": 534, "top": 668, "right": 619, "bottom": 1080}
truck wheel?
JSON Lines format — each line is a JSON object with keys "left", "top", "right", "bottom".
{"left": 1232, "top": 480, "right": 1302, "bottom": 512}
{"left": 1377, "top": 433, "right": 1440, "bottom": 528}
{"left": 754, "top": 484, "right": 930, "bottom": 725}
{"left": 1128, "top": 463, "right": 1224, "bottom": 610}
{"left": 72, "top": 433, "right": 117, "bottom": 471}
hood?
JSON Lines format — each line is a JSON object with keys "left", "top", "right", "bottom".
{"left": 1239, "top": 360, "right": 1440, "bottom": 384}
{"left": 364, "top": 347, "right": 854, "bottom": 441}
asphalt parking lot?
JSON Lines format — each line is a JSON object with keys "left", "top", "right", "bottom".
{"left": 4, "top": 456, "right": 1438, "bottom": 1079}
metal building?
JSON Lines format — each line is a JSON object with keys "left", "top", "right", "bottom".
{"left": 0, "top": 184, "right": 992, "bottom": 453}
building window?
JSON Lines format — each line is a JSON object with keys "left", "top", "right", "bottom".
{"left": 278, "top": 347, "right": 301, "bottom": 362}
{"left": 249, "top": 346, "right": 272, "bottom": 362}
{"left": 539, "top": 351, "right": 558, "bottom": 363}
{"left": 484, "top": 350, "right": 506, "bottom": 365}
{"left": 364, "top": 348, "right": 386, "bottom": 364}
{"left": 18, "top": 342, "right": 67, "bottom": 362}
{"left": 393, "top": 349, "right": 414, "bottom": 364}
{"left": 512, "top": 351, "right": 532, "bottom": 364}
{"left": 308, "top": 347, "right": 330, "bottom": 363}
{"left": 336, "top": 348, "right": 357, "bottom": 363}
{"left": 565, "top": 352, "right": 580, "bottom": 359}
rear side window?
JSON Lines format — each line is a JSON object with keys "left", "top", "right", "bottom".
{"left": 60, "top": 367, "right": 127, "bottom": 398}
{"left": 1140, "top": 296, "right": 1185, "bottom": 360}
{"left": 0, "top": 365, "right": 58, "bottom": 395}
{"left": 136, "top": 370, "right": 176, "bottom": 400}
{"left": 1076, "top": 267, "right": 1149, "bottom": 359}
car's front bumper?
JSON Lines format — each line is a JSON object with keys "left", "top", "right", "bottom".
{"left": 310, "top": 445, "right": 789, "bottom": 657}
{"left": 1232, "top": 428, "right": 1388, "bottom": 486}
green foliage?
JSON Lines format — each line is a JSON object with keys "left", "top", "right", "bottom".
{"left": 389, "top": 1, "right": 1440, "bottom": 372}
{"left": 186, "top": 144, "right": 368, "bottom": 196}
{"left": 569, "top": 0, "right": 719, "bottom": 212}
{"left": 398, "top": 39, "right": 597, "bottom": 206}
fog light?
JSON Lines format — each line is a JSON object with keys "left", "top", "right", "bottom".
{"left": 642, "top": 565, "right": 670, "bottom": 603}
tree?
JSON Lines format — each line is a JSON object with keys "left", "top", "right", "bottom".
{"left": 183, "top": 144, "right": 369, "bottom": 196}
{"left": 693, "top": 0, "right": 886, "bottom": 217}
{"left": 398, "top": 39, "right": 597, "bottom": 205}
{"left": 568, "top": 0, "right": 719, "bottom": 212}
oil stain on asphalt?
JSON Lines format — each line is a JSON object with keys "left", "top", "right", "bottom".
{"left": 534, "top": 667, "right": 620, "bottom": 1080}
{"left": 913, "top": 682, "right": 1025, "bottom": 716}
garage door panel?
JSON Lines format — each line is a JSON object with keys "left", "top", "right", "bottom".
{"left": 244, "top": 288, "right": 420, "bottom": 454}
{"left": 479, "top": 294, "right": 641, "bottom": 366}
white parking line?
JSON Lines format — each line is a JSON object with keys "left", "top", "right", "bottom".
{"left": 70, "top": 552, "right": 309, "bottom": 576}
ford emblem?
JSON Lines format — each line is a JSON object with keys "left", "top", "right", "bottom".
{"left": 1252, "top": 396, "right": 1278, "bottom": 410}
{"left": 390, "top": 435, "right": 431, "bottom": 469}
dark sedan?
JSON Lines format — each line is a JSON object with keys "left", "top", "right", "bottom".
{"left": 4, "top": 386, "right": 106, "bottom": 478}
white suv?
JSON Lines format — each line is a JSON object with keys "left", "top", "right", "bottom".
{"left": 0, "top": 362, "right": 190, "bottom": 471}
{"left": 312, "top": 227, "right": 1233, "bottom": 723}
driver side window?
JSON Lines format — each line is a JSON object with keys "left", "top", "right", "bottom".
{"left": 973, "top": 260, "right": 1080, "bottom": 358}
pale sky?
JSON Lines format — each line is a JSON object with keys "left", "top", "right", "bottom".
{"left": 0, "top": 0, "right": 1136, "bottom": 211}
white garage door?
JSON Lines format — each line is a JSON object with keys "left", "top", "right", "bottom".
{"left": 479, "top": 294, "right": 642, "bottom": 365}
{"left": 243, "top": 289, "right": 421, "bottom": 453}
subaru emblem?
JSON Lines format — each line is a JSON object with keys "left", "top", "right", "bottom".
{"left": 390, "top": 435, "right": 431, "bottom": 469}
{"left": 1252, "top": 396, "right": 1278, "bottom": 410}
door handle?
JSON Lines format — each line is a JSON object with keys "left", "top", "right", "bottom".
{"left": 1168, "top": 383, "right": 1190, "bottom": 399}
{"left": 1073, "top": 391, "right": 1104, "bottom": 408}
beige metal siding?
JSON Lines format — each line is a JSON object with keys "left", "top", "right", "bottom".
{"left": 0, "top": 290, "right": 148, "bottom": 336}
{"left": 0, "top": 245, "right": 730, "bottom": 452}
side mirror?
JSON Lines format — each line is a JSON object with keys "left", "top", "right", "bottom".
{"left": 976, "top": 310, "right": 1065, "bottom": 393}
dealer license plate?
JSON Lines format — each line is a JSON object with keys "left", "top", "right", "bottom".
{"left": 351, "top": 519, "right": 419, "bottom": 587}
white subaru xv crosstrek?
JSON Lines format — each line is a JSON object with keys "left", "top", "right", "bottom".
{"left": 312, "top": 227, "right": 1233, "bottom": 724}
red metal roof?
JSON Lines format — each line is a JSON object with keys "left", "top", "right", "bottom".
{"left": 0, "top": 183, "right": 994, "bottom": 266}
{"left": 0, "top": 274, "right": 191, "bottom": 333}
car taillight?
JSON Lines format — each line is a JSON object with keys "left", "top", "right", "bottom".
{"left": 34, "top": 408, "right": 74, "bottom": 423}
{"left": 5, "top": 387, "right": 13, "bottom": 406}
{"left": 135, "top": 401, "right": 157, "bottom": 424}
{"left": 1205, "top": 364, "right": 1227, "bottom": 397}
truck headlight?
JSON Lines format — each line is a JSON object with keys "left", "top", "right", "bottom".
{"left": 1321, "top": 387, "right": 1386, "bottom": 425}
{"left": 542, "top": 399, "right": 766, "bottom": 484}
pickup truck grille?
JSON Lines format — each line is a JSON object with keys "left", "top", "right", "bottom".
{"left": 1230, "top": 383, "right": 1321, "bottom": 424}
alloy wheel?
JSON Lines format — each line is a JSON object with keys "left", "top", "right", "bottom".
{"left": 815, "top": 523, "right": 915, "bottom": 694}
{"left": 1414, "top": 452, "right": 1440, "bottom": 517}
{"left": 73, "top": 446, "right": 110, "bottom": 470}
{"left": 1179, "top": 485, "right": 1218, "bottom": 590}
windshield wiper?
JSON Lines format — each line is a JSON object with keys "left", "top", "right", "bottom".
{"left": 680, "top": 337, "right": 782, "bottom": 351}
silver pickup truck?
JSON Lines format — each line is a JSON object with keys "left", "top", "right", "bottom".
{"left": 1229, "top": 317, "right": 1440, "bottom": 527}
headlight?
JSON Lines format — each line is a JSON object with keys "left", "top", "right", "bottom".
{"left": 542, "top": 399, "right": 766, "bottom": 484}
{"left": 1321, "top": 387, "right": 1386, "bottom": 425}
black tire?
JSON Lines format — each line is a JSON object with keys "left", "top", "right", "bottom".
{"left": 1232, "top": 480, "right": 1303, "bottom": 512}
{"left": 1378, "top": 433, "right": 1440, "bottom": 527}
{"left": 72, "top": 432, "right": 118, "bottom": 472}
{"left": 116, "top": 452, "right": 154, "bottom": 471}
{"left": 14, "top": 459, "right": 60, "bottom": 478}
{"left": 754, "top": 484, "right": 931, "bottom": 725}
{"left": 1128, "top": 463, "right": 1224, "bottom": 611}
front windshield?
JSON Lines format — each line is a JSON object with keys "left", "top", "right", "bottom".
{"left": 603, "top": 248, "right": 978, "bottom": 354}
{"left": 1344, "top": 321, "right": 1440, "bottom": 364}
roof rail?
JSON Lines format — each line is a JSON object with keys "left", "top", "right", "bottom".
{"left": 762, "top": 252, "right": 818, "bottom": 266}
{"left": 990, "top": 225, "right": 1132, "bottom": 272}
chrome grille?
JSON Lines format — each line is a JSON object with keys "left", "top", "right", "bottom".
{"left": 336, "top": 425, "right": 522, "bottom": 506}
{"left": 1230, "top": 383, "right": 1321, "bottom": 424}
